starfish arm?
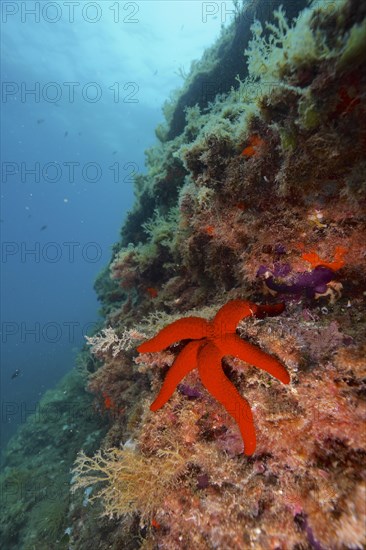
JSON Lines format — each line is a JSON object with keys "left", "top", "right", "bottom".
{"left": 150, "top": 340, "right": 202, "bottom": 411}
{"left": 198, "top": 342, "right": 256, "bottom": 456}
{"left": 213, "top": 300, "right": 258, "bottom": 336}
{"left": 137, "top": 317, "right": 209, "bottom": 353}
{"left": 216, "top": 334, "right": 290, "bottom": 384}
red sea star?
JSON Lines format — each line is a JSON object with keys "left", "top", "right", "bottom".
{"left": 137, "top": 300, "right": 290, "bottom": 455}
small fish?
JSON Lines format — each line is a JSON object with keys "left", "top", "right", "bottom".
{"left": 11, "top": 369, "right": 21, "bottom": 379}
{"left": 37, "top": 119, "right": 45, "bottom": 124}
{"left": 64, "top": 131, "right": 68, "bottom": 137}
{"left": 40, "top": 225, "right": 47, "bottom": 231}
{"left": 112, "top": 150, "right": 117, "bottom": 155}
{"left": 153, "top": 69, "right": 158, "bottom": 76}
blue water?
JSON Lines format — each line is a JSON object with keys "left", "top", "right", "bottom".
{"left": 1, "top": 1, "right": 228, "bottom": 449}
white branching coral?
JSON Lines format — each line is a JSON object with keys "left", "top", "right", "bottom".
{"left": 86, "top": 327, "right": 146, "bottom": 358}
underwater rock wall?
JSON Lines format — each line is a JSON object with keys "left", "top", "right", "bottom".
{"left": 105, "top": 0, "right": 309, "bottom": 258}
{"left": 70, "top": 1, "right": 366, "bottom": 548}
{"left": 0, "top": 370, "right": 107, "bottom": 548}
{"left": 2, "top": 1, "right": 365, "bottom": 549}
{"left": 71, "top": 1, "right": 366, "bottom": 548}
{"left": 165, "top": 0, "right": 307, "bottom": 140}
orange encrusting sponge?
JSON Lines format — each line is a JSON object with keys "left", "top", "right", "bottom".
{"left": 302, "top": 246, "right": 348, "bottom": 271}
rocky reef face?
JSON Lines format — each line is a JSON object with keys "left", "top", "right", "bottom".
{"left": 72, "top": 1, "right": 366, "bottom": 548}
{"left": 2, "top": 1, "right": 365, "bottom": 548}
{"left": 69, "top": 2, "right": 366, "bottom": 548}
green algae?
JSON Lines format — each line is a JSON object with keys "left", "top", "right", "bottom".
{"left": 0, "top": 370, "right": 107, "bottom": 548}
{"left": 339, "top": 18, "right": 366, "bottom": 67}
